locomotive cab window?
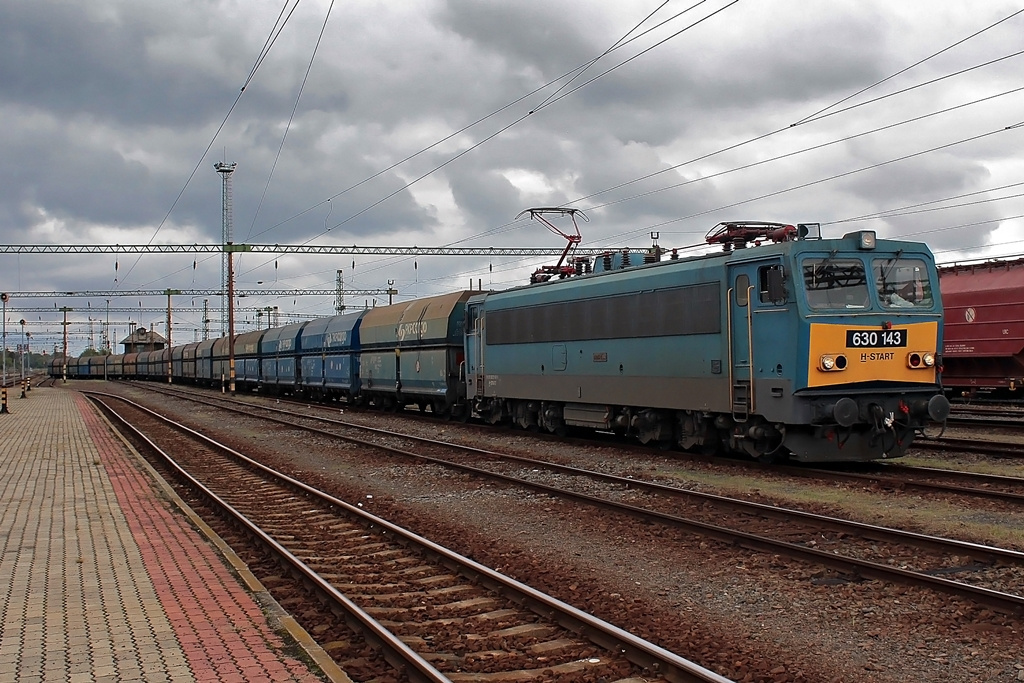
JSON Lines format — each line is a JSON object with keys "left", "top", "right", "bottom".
{"left": 802, "top": 257, "right": 869, "bottom": 309}
{"left": 758, "top": 264, "right": 787, "bottom": 304}
{"left": 873, "top": 257, "right": 934, "bottom": 309}
{"left": 735, "top": 274, "right": 750, "bottom": 306}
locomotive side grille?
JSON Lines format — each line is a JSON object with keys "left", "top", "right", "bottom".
{"left": 488, "top": 282, "right": 720, "bottom": 344}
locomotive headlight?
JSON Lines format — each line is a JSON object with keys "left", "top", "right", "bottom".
{"left": 819, "top": 355, "right": 847, "bottom": 371}
{"left": 907, "top": 351, "right": 936, "bottom": 369}
{"left": 815, "top": 356, "right": 847, "bottom": 370}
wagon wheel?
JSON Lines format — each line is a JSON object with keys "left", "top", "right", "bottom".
{"left": 432, "top": 398, "right": 451, "bottom": 419}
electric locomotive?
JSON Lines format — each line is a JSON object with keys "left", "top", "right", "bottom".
{"left": 465, "top": 221, "right": 950, "bottom": 462}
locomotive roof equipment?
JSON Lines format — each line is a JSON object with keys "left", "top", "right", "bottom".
{"left": 517, "top": 207, "right": 587, "bottom": 283}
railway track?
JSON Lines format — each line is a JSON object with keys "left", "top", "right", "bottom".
{"left": 942, "top": 405, "right": 1024, "bottom": 438}
{"left": 782, "top": 462, "right": 1024, "bottom": 505}
{"left": 946, "top": 416, "right": 1024, "bottom": 431}
{"left": 118, "top": 383, "right": 1024, "bottom": 615}
{"left": 915, "top": 435, "right": 1024, "bottom": 458}
{"left": 112, "top": 380, "right": 1024, "bottom": 503}
{"left": 87, "top": 391, "right": 730, "bottom": 683}
{"left": 950, "top": 404, "right": 1024, "bottom": 417}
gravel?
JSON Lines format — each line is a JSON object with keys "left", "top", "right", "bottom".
{"left": 104, "top": 384, "right": 1024, "bottom": 683}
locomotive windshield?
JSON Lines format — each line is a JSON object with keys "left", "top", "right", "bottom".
{"left": 802, "top": 258, "right": 870, "bottom": 309}
{"left": 802, "top": 255, "right": 936, "bottom": 310}
{"left": 873, "top": 257, "right": 934, "bottom": 309}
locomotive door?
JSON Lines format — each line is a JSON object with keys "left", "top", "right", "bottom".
{"left": 727, "top": 264, "right": 757, "bottom": 421}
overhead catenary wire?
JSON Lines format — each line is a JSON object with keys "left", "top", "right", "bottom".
{"left": 240, "top": 0, "right": 337, "bottom": 279}
{"left": 159, "top": 3, "right": 1015, "bottom": 301}
{"left": 564, "top": 47, "right": 1024, "bottom": 212}
{"left": 41, "top": 2, "right": 1024, "bottom": 317}
{"left": 262, "top": 1, "right": 742, "bottom": 249}
{"left": 245, "top": 0, "right": 335, "bottom": 243}
{"left": 790, "top": 7, "right": 1024, "bottom": 125}
{"left": 590, "top": 120, "right": 1024, "bottom": 246}
{"left": 368, "top": 33, "right": 1024, "bottom": 288}
{"left": 246, "top": 0, "right": 722, "bottom": 244}
{"left": 118, "top": 0, "right": 305, "bottom": 290}
{"left": 273, "top": 104, "right": 1024, "bottom": 302}
{"left": 245, "top": 0, "right": 304, "bottom": 91}
{"left": 825, "top": 183, "right": 1024, "bottom": 224}
{"left": 578, "top": 85, "right": 1024, "bottom": 215}
{"left": 240, "top": 0, "right": 741, "bottom": 284}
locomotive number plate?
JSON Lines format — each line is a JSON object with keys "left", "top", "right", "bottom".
{"left": 845, "top": 329, "right": 907, "bottom": 348}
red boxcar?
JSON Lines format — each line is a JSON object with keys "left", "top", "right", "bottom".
{"left": 940, "top": 258, "right": 1024, "bottom": 394}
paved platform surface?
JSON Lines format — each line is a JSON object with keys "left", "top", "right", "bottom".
{"left": 0, "top": 386, "right": 349, "bottom": 683}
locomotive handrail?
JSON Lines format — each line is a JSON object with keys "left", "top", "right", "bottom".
{"left": 726, "top": 286, "right": 734, "bottom": 413}
{"left": 726, "top": 284, "right": 756, "bottom": 420}
{"left": 745, "top": 284, "right": 755, "bottom": 415}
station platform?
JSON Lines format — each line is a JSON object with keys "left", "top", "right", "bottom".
{"left": 0, "top": 385, "right": 349, "bottom": 683}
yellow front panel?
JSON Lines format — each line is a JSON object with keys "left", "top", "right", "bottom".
{"left": 807, "top": 321, "right": 938, "bottom": 388}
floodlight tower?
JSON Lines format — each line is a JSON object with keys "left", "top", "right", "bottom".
{"left": 215, "top": 161, "right": 237, "bottom": 337}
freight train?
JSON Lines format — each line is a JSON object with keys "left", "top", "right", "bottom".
{"left": 51, "top": 220, "right": 951, "bottom": 463}
{"left": 939, "top": 257, "right": 1024, "bottom": 397}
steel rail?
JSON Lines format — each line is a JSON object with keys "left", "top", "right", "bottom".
{"left": 128, "top": 384, "right": 1024, "bottom": 615}
{"left": 141, "top": 384, "right": 1024, "bottom": 564}
{"left": 88, "top": 391, "right": 732, "bottom": 683}
{"left": 782, "top": 463, "right": 1024, "bottom": 505}
{"left": 88, "top": 393, "right": 452, "bottom": 683}
{"left": 916, "top": 437, "right": 1024, "bottom": 458}
{"left": 947, "top": 417, "right": 1024, "bottom": 430}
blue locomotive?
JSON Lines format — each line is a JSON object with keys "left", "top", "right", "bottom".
{"left": 51, "top": 220, "right": 950, "bottom": 463}
{"left": 465, "top": 222, "right": 949, "bottom": 461}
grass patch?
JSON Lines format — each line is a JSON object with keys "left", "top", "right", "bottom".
{"left": 655, "top": 465, "right": 1024, "bottom": 551}
{"left": 899, "top": 453, "right": 1024, "bottom": 478}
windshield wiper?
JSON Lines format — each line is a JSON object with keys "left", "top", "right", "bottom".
{"left": 813, "top": 249, "right": 840, "bottom": 280}
{"left": 878, "top": 249, "right": 904, "bottom": 289}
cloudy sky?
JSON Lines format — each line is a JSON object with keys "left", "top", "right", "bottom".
{"left": 1, "top": 0, "right": 1022, "bottom": 354}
